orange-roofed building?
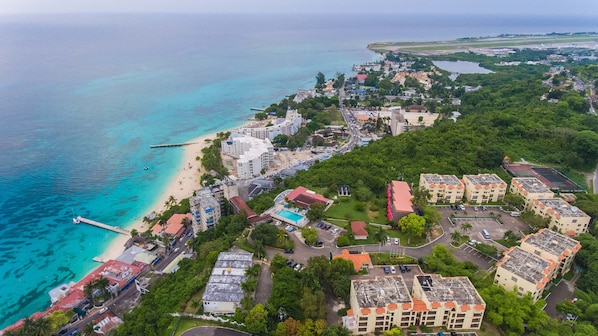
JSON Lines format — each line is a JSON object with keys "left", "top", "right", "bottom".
{"left": 152, "top": 213, "right": 191, "bottom": 239}
{"left": 462, "top": 173, "right": 507, "bottom": 204}
{"left": 419, "top": 174, "right": 464, "bottom": 203}
{"left": 494, "top": 246, "right": 557, "bottom": 302}
{"left": 334, "top": 249, "right": 372, "bottom": 271}
{"left": 519, "top": 228, "right": 581, "bottom": 277}
{"left": 350, "top": 221, "right": 369, "bottom": 240}
{"left": 387, "top": 181, "right": 414, "bottom": 222}
{"left": 345, "top": 274, "right": 485, "bottom": 334}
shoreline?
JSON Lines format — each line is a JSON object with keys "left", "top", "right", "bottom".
{"left": 96, "top": 121, "right": 251, "bottom": 262}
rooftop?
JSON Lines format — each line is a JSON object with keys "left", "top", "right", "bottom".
{"left": 352, "top": 276, "right": 412, "bottom": 308}
{"left": 229, "top": 196, "right": 257, "bottom": 218}
{"left": 202, "top": 251, "right": 253, "bottom": 303}
{"left": 512, "top": 177, "right": 552, "bottom": 194}
{"left": 416, "top": 274, "right": 484, "bottom": 305}
{"left": 389, "top": 181, "right": 414, "bottom": 213}
{"left": 463, "top": 174, "right": 506, "bottom": 187}
{"left": 421, "top": 174, "right": 464, "bottom": 187}
{"left": 351, "top": 221, "right": 369, "bottom": 237}
{"left": 521, "top": 228, "right": 581, "bottom": 258}
{"left": 286, "top": 186, "right": 331, "bottom": 207}
{"left": 497, "top": 247, "right": 555, "bottom": 285}
{"left": 334, "top": 249, "right": 372, "bottom": 271}
{"left": 536, "top": 198, "right": 590, "bottom": 218}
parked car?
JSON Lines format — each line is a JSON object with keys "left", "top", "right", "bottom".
{"left": 399, "top": 265, "right": 406, "bottom": 273}
{"left": 294, "top": 263, "right": 302, "bottom": 271}
{"left": 325, "top": 224, "right": 332, "bottom": 230}
{"left": 317, "top": 222, "right": 323, "bottom": 228}
{"left": 394, "top": 238, "right": 399, "bottom": 245}
{"left": 481, "top": 206, "right": 487, "bottom": 211}
{"left": 459, "top": 204, "right": 466, "bottom": 211}
{"left": 332, "top": 228, "right": 339, "bottom": 234}
{"left": 383, "top": 266, "right": 390, "bottom": 274}
{"left": 390, "top": 266, "right": 396, "bottom": 274}
{"left": 405, "top": 265, "right": 411, "bottom": 272}
{"left": 99, "top": 307, "right": 108, "bottom": 314}
{"left": 473, "top": 206, "right": 479, "bottom": 211}
{"left": 284, "top": 249, "right": 294, "bottom": 254}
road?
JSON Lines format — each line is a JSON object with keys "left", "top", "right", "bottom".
{"left": 57, "top": 233, "right": 193, "bottom": 335}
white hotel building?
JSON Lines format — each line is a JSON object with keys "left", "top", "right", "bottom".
{"left": 222, "top": 135, "right": 274, "bottom": 180}
{"left": 235, "top": 109, "right": 302, "bottom": 140}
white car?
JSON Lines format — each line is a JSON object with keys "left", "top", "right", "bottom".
{"left": 99, "top": 307, "right": 108, "bottom": 314}
{"left": 394, "top": 238, "right": 399, "bottom": 245}
{"left": 459, "top": 204, "right": 466, "bottom": 211}
{"left": 390, "top": 266, "right": 396, "bottom": 274}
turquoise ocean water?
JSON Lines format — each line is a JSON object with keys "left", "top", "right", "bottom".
{"left": 0, "top": 13, "right": 596, "bottom": 328}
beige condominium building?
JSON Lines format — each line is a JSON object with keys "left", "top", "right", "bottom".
{"left": 509, "top": 177, "right": 554, "bottom": 210}
{"left": 462, "top": 174, "right": 507, "bottom": 204}
{"left": 419, "top": 174, "right": 465, "bottom": 203}
{"left": 494, "top": 247, "right": 557, "bottom": 302}
{"left": 519, "top": 228, "right": 581, "bottom": 277}
{"left": 530, "top": 198, "right": 591, "bottom": 236}
{"left": 345, "top": 275, "right": 485, "bottom": 334}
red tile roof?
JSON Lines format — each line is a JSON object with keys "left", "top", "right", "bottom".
{"left": 351, "top": 221, "right": 368, "bottom": 237}
{"left": 229, "top": 196, "right": 257, "bottom": 218}
{"left": 389, "top": 181, "right": 414, "bottom": 214}
{"left": 286, "top": 186, "right": 331, "bottom": 208}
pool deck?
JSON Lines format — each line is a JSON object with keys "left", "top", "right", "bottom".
{"left": 269, "top": 204, "right": 310, "bottom": 227}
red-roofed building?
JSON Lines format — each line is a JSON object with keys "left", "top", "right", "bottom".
{"left": 286, "top": 186, "right": 332, "bottom": 209}
{"left": 350, "top": 221, "right": 369, "bottom": 240}
{"left": 229, "top": 196, "right": 257, "bottom": 219}
{"left": 356, "top": 73, "right": 368, "bottom": 83}
{"left": 387, "top": 181, "right": 415, "bottom": 221}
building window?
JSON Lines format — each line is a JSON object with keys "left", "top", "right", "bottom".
{"left": 358, "top": 328, "right": 367, "bottom": 332}
{"left": 359, "top": 317, "right": 368, "bottom": 321}
{"left": 511, "top": 276, "right": 518, "bottom": 282}
{"left": 358, "top": 322, "right": 368, "bottom": 327}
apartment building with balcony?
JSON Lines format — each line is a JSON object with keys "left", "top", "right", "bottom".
{"left": 189, "top": 188, "right": 222, "bottom": 233}
{"left": 509, "top": 177, "right": 554, "bottom": 210}
{"left": 418, "top": 174, "right": 465, "bottom": 203}
{"left": 519, "top": 228, "right": 581, "bottom": 277}
{"left": 530, "top": 198, "right": 591, "bottom": 236}
{"left": 462, "top": 174, "right": 507, "bottom": 204}
{"left": 345, "top": 275, "right": 485, "bottom": 334}
{"left": 235, "top": 109, "right": 302, "bottom": 140}
{"left": 494, "top": 247, "right": 557, "bottom": 302}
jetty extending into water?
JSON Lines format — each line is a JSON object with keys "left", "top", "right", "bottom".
{"left": 150, "top": 142, "right": 197, "bottom": 148}
{"left": 250, "top": 107, "right": 265, "bottom": 111}
{"left": 76, "top": 216, "right": 130, "bottom": 235}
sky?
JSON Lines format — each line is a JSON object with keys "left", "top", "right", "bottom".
{"left": 1, "top": 0, "right": 597, "bottom": 16}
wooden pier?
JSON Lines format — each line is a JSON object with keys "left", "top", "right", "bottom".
{"left": 76, "top": 216, "right": 130, "bottom": 235}
{"left": 250, "top": 107, "right": 266, "bottom": 111}
{"left": 150, "top": 142, "right": 197, "bottom": 149}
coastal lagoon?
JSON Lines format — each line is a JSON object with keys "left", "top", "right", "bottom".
{"left": 433, "top": 60, "right": 493, "bottom": 75}
{"left": 0, "top": 13, "right": 597, "bottom": 328}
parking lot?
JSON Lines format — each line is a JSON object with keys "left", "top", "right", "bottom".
{"left": 440, "top": 205, "right": 529, "bottom": 242}
{"left": 369, "top": 264, "right": 423, "bottom": 289}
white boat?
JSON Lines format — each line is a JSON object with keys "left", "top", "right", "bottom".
{"left": 72, "top": 209, "right": 80, "bottom": 224}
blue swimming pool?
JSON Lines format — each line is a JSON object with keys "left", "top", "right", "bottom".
{"left": 277, "top": 209, "right": 305, "bottom": 223}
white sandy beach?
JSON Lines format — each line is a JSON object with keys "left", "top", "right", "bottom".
{"left": 97, "top": 132, "right": 218, "bottom": 261}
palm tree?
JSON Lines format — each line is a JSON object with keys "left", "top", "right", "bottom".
{"left": 82, "top": 323, "right": 97, "bottom": 336}
{"left": 31, "top": 318, "right": 52, "bottom": 336}
{"left": 372, "top": 226, "right": 386, "bottom": 253}
{"left": 460, "top": 222, "right": 473, "bottom": 233}
{"left": 450, "top": 230, "right": 462, "bottom": 246}
{"left": 83, "top": 281, "right": 95, "bottom": 306}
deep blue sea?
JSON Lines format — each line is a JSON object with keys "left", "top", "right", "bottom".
{"left": 0, "top": 13, "right": 596, "bottom": 328}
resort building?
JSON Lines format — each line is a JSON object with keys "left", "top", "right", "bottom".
{"left": 530, "top": 198, "right": 591, "bottom": 236}
{"left": 345, "top": 274, "right": 485, "bottom": 334}
{"left": 221, "top": 135, "right": 274, "bottom": 180}
{"left": 519, "top": 229, "right": 581, "bottom": 276}
{"left": 202, "top": 251, "right": 253, "bottom": 315}
{"left": 389, "top": 108, "right": 440, "bottom": 136}
{"left": 509, "top": 177, "right": 554, "bottom": 210}
{"left": 285, "top": 186, "right": 333, "bottom": 209}
{"left": 235, "top": 109, "right": 302, "bottom": 140}
{"left": 387, "top": 181, "right": 415, "bottom": 222}
{"left": 462, "top": 174, "right": 507, "bottom": 204}
{"left": 334, "top": 249, "right": 372, "bottom": 271}
{"left": 494, "top": 247, "right": 557, "bottom": 302}
{"left": 152, "top": 213, "right": 191, "bottom": 239}
{"left": 189, "top": 189, "right": 222, "bottom": 233}
{"left": 351, "top": 221, "right": 369, "bottom": 240}
{"left": 418, "top": 174, "right": 465, "bottom": 203}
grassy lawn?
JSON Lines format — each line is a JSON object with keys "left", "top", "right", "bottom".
{"left": 564, "top": 269, "right": 575, "bottom": 281}
{"left": 234, "top": 236, "right": 256, "bottom": 253}
{"left": 370, "top": 253, "right": 418, "bottom": 265}
{"left": 325, "top": 198, "right": 371, "bottom": 221}
{"left": 495, "top": 238, "right": 517, "bottom": 248}
{"left": 384, "top": 228, "right": 426, "bottom": 247}
{"left": 326, "top": 218, "right": 349, "bottom": 229}
{"left": 173, "top": 317, "right": 240, "bottom": 336}
{"left": 452, "top": 235, "right": 471, "bottom": 247}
